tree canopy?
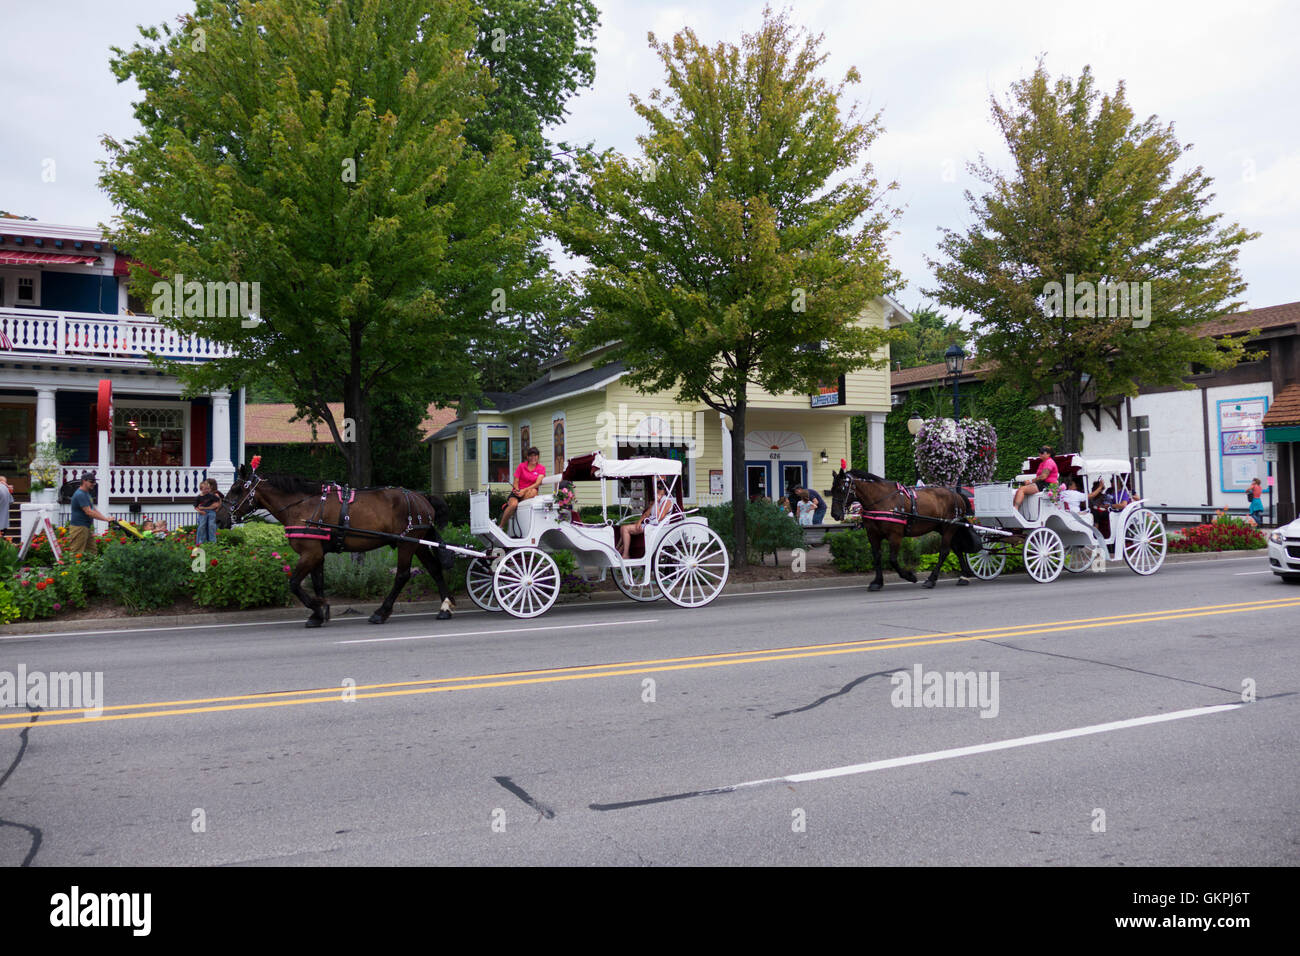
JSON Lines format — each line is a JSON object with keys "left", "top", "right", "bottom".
{"left": 927, "top": 62, "right": 1258, "bottom": 454}
{"left": 102, "top": 0, "right": 594, "bottom": 485}
{"left": 557, "top": 7, "right": 899, "bottom": 564}
{"left": 889, "top": 305, "right": 971, "bottom": 370}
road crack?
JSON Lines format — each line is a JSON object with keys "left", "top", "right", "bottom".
{"left": 981, "top": 640, "right": 1245, "bottom": 696}
{"left": 0, "top": 706, "right": 43, "bottom": 866}
{"left": 769, "top": 668, "right": 903, "bottom": 719}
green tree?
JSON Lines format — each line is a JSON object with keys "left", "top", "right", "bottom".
{"left": 927, "top": 63, "right": 1257, "bottom": 455}
{"left": 102, "top": 0, "right": 578, "bottom": 487}
{"left": 558, "top": 9, "right": 899, "bottom": 565}
{"left": 889, "top": 305, "right": 971, "bottom": 369}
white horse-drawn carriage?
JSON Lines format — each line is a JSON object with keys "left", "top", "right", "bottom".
{"left": 463, "top": 452, "right": 730, "bottom": 618}
{"left": 967, "top": 454, "right": 1167, "bottom": 582}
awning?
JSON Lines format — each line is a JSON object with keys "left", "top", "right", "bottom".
{"left": 1265, "top": 426, "right": 1300, "bottom": 442}
{"left": 0, "top": 249, "right": 99, "bottom": 266}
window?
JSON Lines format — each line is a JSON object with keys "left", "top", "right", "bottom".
{"left": 464, "top": 432, "right": 477, "bottom": 462}
{"left": 552, "top": 414, "right": 565, "bottom": 476}
{"left": 6, "top": 272, "right": 39, "bottom": 307}
{"left": 488, "top": 437, "right": 510, "bottom": 483}
{"left": 114, "top": 407, "right": 184, "bottom": 467}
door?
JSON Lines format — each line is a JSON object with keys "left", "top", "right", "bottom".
{"left": 745, "top": 462, "right": 769, "bottom": 500}
{"left": 0, "top": 404, "right": 34, "bottom": 493}
{"left": 781, "top": 462, "right": 807, "bottom": 498}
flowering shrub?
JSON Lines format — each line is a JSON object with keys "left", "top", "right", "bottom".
{"left": 1169, "top": 513, "right": 1266, "bottom": 552}
{"left": 914, "top": 418, "right": 999, "bottom": 486}
{"left": 192, "top": 544, "right": 296, "bottom": 608}
{"left": 8, "top": 568, "right": 60, "bottom": 619}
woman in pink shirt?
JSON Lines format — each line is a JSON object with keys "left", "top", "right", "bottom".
{"left": 1013, "top": 445, "right": 1060, "bottom": 509}
{"left": 499, "top": 447, "right": 546, "bottom": 530}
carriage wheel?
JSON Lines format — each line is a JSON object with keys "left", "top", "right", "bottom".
{"left": 1023, "top": 527, "right": 1065, "bottom": 583}
{"left": 1064, "top": 545, "right": 1095, "bottom": 574}
{"left": 492, "top": 548, "right": 560, "bottom": 619}
{"left": 1122, "top": 509, "right": 1167, "bottom": 576}
{"left": 653, "top": 525, "right": 730, "bottom": 609}
{"left": 465, "top": 557, "right": 502, "bottom": 612}
{"left": 614, "top": 567, "right": 662, "bottom": 602}
{"left": 968, "top": 544, "right": 1006, "bottom": 580}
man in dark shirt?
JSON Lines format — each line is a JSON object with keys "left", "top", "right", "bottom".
{"left": 791, "top": 484, "right": 828, "bottom": 525}
{"left": 68, "top": 475, "right": 111, "bottom": 555}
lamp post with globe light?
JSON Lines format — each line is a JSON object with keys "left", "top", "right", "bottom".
{"left": 944, "top": 344, "right": 967, "bottom": 419}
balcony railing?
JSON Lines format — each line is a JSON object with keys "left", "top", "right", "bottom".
{"left": 62, "top": 465, "right": 208, "bottom": 499}
{"left": 0, "top": 307, "right": 233, "bottom": 362}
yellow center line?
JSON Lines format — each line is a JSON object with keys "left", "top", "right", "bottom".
{"left": 4, "top": 597, "right": 1297, "bottom": 730}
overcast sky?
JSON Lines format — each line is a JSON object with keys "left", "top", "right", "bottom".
{"left": 5, "top": 0, "right": 1297, "bottom": 317}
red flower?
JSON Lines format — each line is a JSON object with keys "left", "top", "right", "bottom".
{"left": 35, "top": 581, "right": 47, "bottom": 590}
{"left": 210, "top": 558, "right": 219, "bottom": 566}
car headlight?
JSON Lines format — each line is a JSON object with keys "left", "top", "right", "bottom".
{"left": 1269, "top": 531, "right": 1285, "bottom": 544}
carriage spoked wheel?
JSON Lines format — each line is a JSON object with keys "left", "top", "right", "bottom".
{"left": 491, "top": 547, "right": 560, "bottom": 618}
{"left": 653, "top": 525, "right": 730, "bottom": 609}
{"left": 1022, "top": 527, "right": 1066, "bottom": 583}
{"left": 613, "top": 567, "right": 662, "bottom": 602}
{"left": 465, "top": 556, "right": 502, "bottom": 612}
{"left": 967, "top": 542, "right": 1006, "bottom": 580}
{"left": 1122, "top": 508, "right": 1167, "bottom": 575}
{"left": 1064, "top": 545, "right": 1096, "bottom": 574}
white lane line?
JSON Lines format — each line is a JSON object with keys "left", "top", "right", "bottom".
{"left": 334, "top": 618, "right": 659, "bottom": 645}
{"left": 730, "top": 704, "right": 1243, "bottom": 791}
{"left": 1233, "top": 571, "right": 1274, "bottom": 575}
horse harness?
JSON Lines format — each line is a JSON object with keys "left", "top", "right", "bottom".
{"left": 283, "top": 484, "right": 441, "bottom": 553}
{"left": 856, "top": 480, "right": 968, "bottom": 531}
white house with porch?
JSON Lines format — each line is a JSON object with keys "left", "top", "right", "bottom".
{"left": 0, "top": 217, "right": 244, "bottom": 541}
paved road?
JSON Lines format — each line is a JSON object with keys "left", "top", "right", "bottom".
{"left": 2, "top": 555, "right": 1297, "bottom": 866}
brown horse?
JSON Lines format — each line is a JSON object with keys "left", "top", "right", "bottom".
{"left": 222, "top": 465, "right": 455, "bottom": 627}
{"left": 830, "top": 467, "right": 975, "bottom": 591}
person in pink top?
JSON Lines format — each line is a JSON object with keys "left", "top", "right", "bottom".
{"left": 499, "top": 447, "right": 546, "bottom": 529}
{"left": 1013, "top": 445, "right": 1059, "bottom": 509}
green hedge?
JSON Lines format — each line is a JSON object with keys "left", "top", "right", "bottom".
{"left": 698, "top": 499, "right": 806, "bottom": 565}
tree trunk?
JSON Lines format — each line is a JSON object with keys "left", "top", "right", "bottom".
{"left": 342, "top": 334, "right": 373, "bottom": 488}
{"left": 1059, "top": 376, "right": 1083, "bottom": 456}
{"left": 730, "top": 400, "right": 747, "bottom": 570}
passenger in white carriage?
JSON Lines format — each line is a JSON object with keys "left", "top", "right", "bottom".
{"left": 619, "top": 478, "right": 674, "bottom": 559}
{"left": 1060, "top": 476, "right": 1088, "bottom": 512}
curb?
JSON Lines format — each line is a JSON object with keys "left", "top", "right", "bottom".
{"left": 0, "top": 549, "right": 1270, "bottom": 636}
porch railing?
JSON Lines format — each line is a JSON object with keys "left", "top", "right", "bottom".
{"left": 61, "top": 465, "right": 208, "bottom": 498}
{"left": 0, "top": 307, "right": 233, "bottom": 362}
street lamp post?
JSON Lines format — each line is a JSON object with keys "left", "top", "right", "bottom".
{"left": 944, "top": 344, "right": 967, "bottom": 419}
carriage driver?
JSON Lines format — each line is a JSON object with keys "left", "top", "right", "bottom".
{"left": 1013, "top": 446, "right": 1060, "bottom": 509}
{"left": 619, "top": 476, "right": 674, "bottom": 559}
{"left": 499, "top": 447, "right": 546, "bottom": 530}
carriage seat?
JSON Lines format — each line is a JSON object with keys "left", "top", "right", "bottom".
{"left": 509, "top": 495, "right": 554, "bottom": 538}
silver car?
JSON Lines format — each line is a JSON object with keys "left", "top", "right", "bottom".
{"left": 1267, "top": 517, "right": 1300, "bottom": 582}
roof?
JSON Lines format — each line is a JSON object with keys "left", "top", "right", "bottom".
{"left": 889, "top": 301, "right": 1300, "bottom": 392}
{"left": 892, "top": 360, "right": 988, "bottom": 390}
{"left": 428, "top": 362, "right": 628, "bottom": 442}
{"left": 1196, "top": 301, "right": 1300, "bottom": 338}
{"left": 1262, "top": 383, "right": 1300, "bottom": 427}
{"left": 246, "top": 402, "right": 457, "bottom": 444}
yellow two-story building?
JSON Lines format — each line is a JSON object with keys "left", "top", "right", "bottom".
{"left": 429, "top": 296, "right": 910, "bottom": 507}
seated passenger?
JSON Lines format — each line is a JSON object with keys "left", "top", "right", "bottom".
{"left": 1060, "top": 477, "right": 1088, "bottom": 511}
{"left": 619, "top": 478, "right": 674, "bottom": 559}
{"left": 499, "top": 447, "right": 546, "bottom": 530}
{"left": 1013, "top": 446, "right": 1059, "bottom": 509}
{"left": 1110, "top": 481, "right": 1133, "bottom": 511}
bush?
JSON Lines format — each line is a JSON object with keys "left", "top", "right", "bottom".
{"left": 442, "top": 491, "right": 511, "bottom": 527}
{"left": 237, "top": 522, "right": 288, "bottom": 548}
{"left": 1169, "top": 513, "right": 1265, "bottom": 553}
{"left": 0, "top": 585, "right": 18, "bottom": 625}
{"left": 192, "top": 544, "right": 295, "bottom": 608}
{"left": 828, "top": 530, "right": 925, "bottom": 573}
{"left": 91, "top": 541, "right": 192, "bottom": 612}
{"left": 323, "top": 549, "right": 398, "bottom": 600}
{"left": 51, "top": 560, "right": 95, "bottom": 609}
{"left": 699, "top": 499, "right": 806, "bottom": 564}
{"left": 0, "top": 539, "right": 18, "bottom": 579}
{"left": 8, "top": 568, "right": 60, "bottom": 619}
